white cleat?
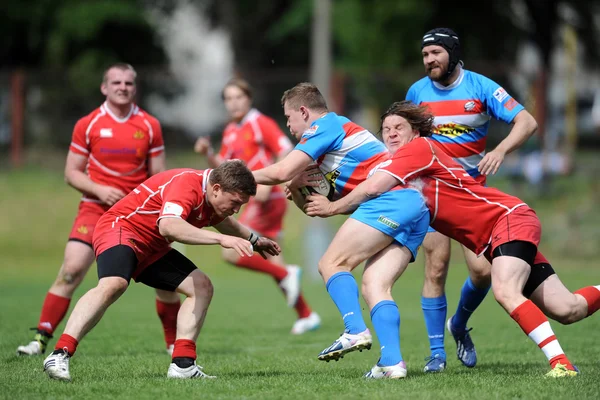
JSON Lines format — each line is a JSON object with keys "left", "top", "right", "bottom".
{"left": 365, "top": 361, "right": 408, "bottom": 379}
{"left": 279, "top": 265, "right": 302, "bottom": 307}
{"left": 318, "top": 329, "right": 372, "bottom": 362}
{"left": 17, "top": 341, "right": 43, "bottom": 356}
{"left": 166, "top": 344, "right": 174, "bottom": 356}
{"left": 167, "top": 362, "right": 216, "bottom": 379}
{"left": 291, "top": 312, "right": 321, "bottom": 335}
{"left": 43, "top": 349, "right": 71, "bottom": 382}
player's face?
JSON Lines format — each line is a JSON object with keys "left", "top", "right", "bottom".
{"left": 381, "top": 115, "right": 420, "bottom": 154}
{"left": 101, "top": 68, "right": 136, "bottom": 106}
{"left": 223, "top": 85, "right": 252, "bottom": 122}
{"left": 211, "top": 186, "right": 250, "bottom": 217}
{"left": 283, "top": 102, "right": 310, "bottom": 140}
{"left": 422, "top": 45, "right": 449, "bottom": 82}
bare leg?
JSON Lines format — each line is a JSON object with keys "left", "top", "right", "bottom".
{"left": 174, "top": 269, "right": 214, "bottom": 341}
{"left": 63, "top": 276, "right": 129, "bottom": 341}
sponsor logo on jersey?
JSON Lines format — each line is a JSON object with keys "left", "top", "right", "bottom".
{"left": 493, "top": 87, "right": 509, "bottom": 102}
{"left": 464, "top": 101, "right": 476, "bottom": 112}
{"left": 504, "top": 97, "right": 519, "bottom": 111}
{"left": 133, "top": 130, "right": 145, "bottom": 139}
{"left": 77, "top": 225, "right": 89, "bottom": 235}
{"left": 99, "top": 147, "right": 137, "bottom": 155}
{"left": 377, "top": 215, "right": 399, "bottom": 230}
{"left": 433, "top": 123, "right": 474, "bottom": 138}
{"left": 100, "top": 128, "right": 113, "bottom": 138}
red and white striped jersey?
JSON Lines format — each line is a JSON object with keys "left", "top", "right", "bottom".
{"left": 377, "top": 137, "right": 527, "bottom": 255}
{"left": 69, "top": 102, "right": 165, "bottom": 202}
{"left": 96, "top": 168, "right": 225, "bottom": 255}
{"left": 219, "top": 108, "right": 292, "bottom": 170}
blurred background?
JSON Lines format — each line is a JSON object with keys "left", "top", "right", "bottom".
{"left": 1, "top": 0, "right": 599, "bottom": 263}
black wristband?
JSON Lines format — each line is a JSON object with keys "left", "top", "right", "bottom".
{"left": 248, "top": 232, "right": 259, "bottom": 246}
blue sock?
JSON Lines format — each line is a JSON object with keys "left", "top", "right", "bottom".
{"left": 370, "top": 300, "right": 402, "bottom": 366}
{"left": 421, "top": 295, "right": 447, "bottom": 358}
{"left": 326, "top": 272, "right": 367, "bottom": 334}
{"left": 451, "top": 277, "right": 490, "bottom": 332}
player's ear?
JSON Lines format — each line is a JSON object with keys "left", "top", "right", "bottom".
{"left": 300, "top": 106, "right": 309, "bottom": 120}
{"left": 212, "top": 183, "right": 222, "bottom": 196}
{"left": 100, "top": 83, "right": 108, "bottom": 96}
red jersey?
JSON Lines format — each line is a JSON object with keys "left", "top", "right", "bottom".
{"left": 95, "top": 168, "right": 225, "bottom": 257}
{"left": 69, "top": 102, "right": 165, "bottom": 203}
{"left": 378, "top": 137, "right": 527, "bottom": 255}
{"left": 219, "top": 109, "right": 292, "bottom": 170}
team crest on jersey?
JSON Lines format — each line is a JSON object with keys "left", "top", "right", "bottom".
{"left": 133, "top": 130, "right": 145, "bottom": 139}
{"left": 76, "top": 225, "right": 88, "bottom": 235}
{"left": 302, "top": 125, "right": 318, "bottom": 138}
{"left": 464, "top": 101, "right": 476, "bottom": 112}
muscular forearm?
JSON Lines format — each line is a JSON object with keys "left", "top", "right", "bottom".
{"left": 159, "top": 218, "right": 224, "bottom": 245}
{"left": 494, "top": 112, "right": 538, "bottom": 155}
{"left": 253, "top": 164, "right": 292, "bottom": 185}
{"left": 65, "top": 169, "right": 99, "bottom": 197}
{"left": 215, "top": 217, "right": 251, "bottom": 239}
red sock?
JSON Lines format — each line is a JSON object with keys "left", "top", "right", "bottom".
{"left": 294, "top": 295, "right": 312, "bottom": 319}
{"left": 510, "top": 300, "right": 573, "bottom": 369}
{"left": 38, "top": 292, "right": 71, "bottom": 335}
{"left": 55, "top": 334, "right": 79, "bottom": 356}
{"left": 172, "top": 339, "right": 196, "bottom": 360}
{"left": 574, "top": 286, "right": 600, "bottom": 316}
{"left": 156, "top": 298, "right": 180, "bottom": 348}
{"left": 235, "top": 254, "right": 288, "bottom": 281}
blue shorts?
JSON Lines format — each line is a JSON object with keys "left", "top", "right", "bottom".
{"left": 350, "top": 189, "right": 430, "bottom": 262}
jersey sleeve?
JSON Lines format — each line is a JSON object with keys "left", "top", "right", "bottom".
{"left": 379, "top": 139, "right": 435, "bottom": 184}
{"left": 294, "top": 124, "right": 338, "bottom": 161}
{"left": 157, "top": 174, "right": 202, "bottom": 222}
{"left": 405, "top": 83, "right": 418, "bottom": 103}
{"left": 148, "top": 117, "right": 165, "bottom": 158}
{"left": 259, "top": 116, "right": 293, "bottom": 157}
{"left": 69, "top": 117, "right": 91, "bottom": 156}
{"left": 479, "top": 76, "right": 525, "bottom": 124}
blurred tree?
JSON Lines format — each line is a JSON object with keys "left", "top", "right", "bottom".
{"left": 0, "top": 0, "right": 165, "bottom": 94}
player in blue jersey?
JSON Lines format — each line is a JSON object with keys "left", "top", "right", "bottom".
{"left": 253, "top": 83, "right": 430, "bottom": 378}
{"left": 408, "top": 28, "right": 539, "bottom": 372}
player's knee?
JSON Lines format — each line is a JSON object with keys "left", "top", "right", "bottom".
{"left": 192, "top": 274, "right": 214, "bottom": 300}
{"left": 424, "top": 258, "right": 448, "bottom": 286}
{"left": 491, "top": 281, "right": 517, "bottom": 309}
{"left": 469, "top": 269, "right": 491, "bottom": 288}
{"left": 97, "top": 278, "right": 128, "bottom": 302}
{"left": 57, "top": 260, "right": 88, "bottom": 286}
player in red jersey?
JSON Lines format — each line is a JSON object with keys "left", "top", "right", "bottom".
{"left": 194, "top": 79, "right": 320, "bottom": 334}
{"left": 42, "top": 161, "right": 281, "bottom": 381}
{"left": 306, "top": 101, "right": 600, "bottom": 378}
{"left": 16, "top": 64, "right": 181, "bottom": 357}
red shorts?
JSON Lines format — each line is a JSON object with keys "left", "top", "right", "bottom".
{"left": 93, "top": 222, "right": 170, "bottom": 280}
{"left": 487, "top": 206, "right": 547, "bottom": 264}
{"left": 68, "top": 201, "right": 109, "bottom": 245}
{"left": 238, "top": 193, "right": 287, "bottom": 239}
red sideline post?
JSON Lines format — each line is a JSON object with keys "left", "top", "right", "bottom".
{"left": 11, "top": 69, "right": 25, "bottom": 168}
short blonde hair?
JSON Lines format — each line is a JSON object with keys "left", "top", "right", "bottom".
{"left": 281, "top": 82, "right": 328, "bottom": 112}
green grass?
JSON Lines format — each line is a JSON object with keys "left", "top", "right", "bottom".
{"left": 1, "top": 167, "right": 599, "bottom": 399}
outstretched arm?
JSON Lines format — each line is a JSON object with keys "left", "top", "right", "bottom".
{"left": 253, "top": 150, "right": 313, "bottom": 185}
{"left": 305, "top": 171, "right": 399, "bottom": 217}
{"left": 478, "top": 110, "right": 538, "bottom": 176}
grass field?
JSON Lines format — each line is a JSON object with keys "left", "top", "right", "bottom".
{"left": 0, "top": 165, "right": 599, "bottom": 399}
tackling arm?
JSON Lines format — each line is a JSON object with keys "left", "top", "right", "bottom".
{"left": 478, "top": 110, "right": 538, "bottom": 175}
{"left": 253, "top": 150, "right": 313, "bottom": 185}
{"left": 305, "top": 171, "right": 399, "bottom": 217}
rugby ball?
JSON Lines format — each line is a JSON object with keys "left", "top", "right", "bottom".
{"left": 299, "top": 169, "right": 335, "bottom": 200}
